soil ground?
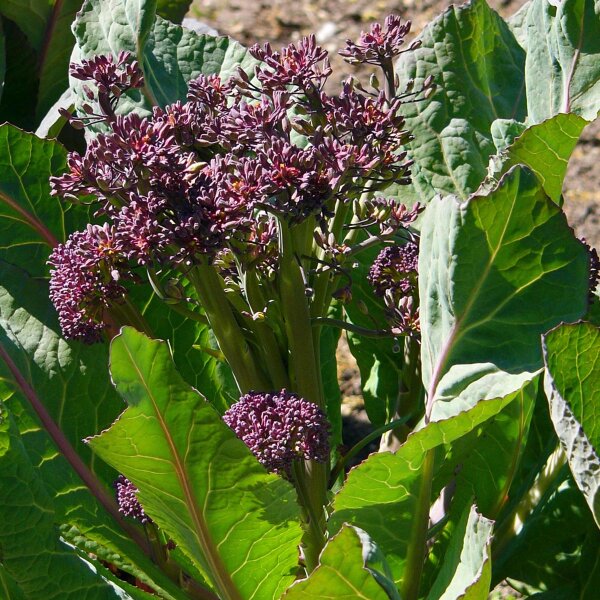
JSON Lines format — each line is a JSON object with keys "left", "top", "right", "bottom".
{"left": 187, "top": 2, "right": 598, "bottom": 597}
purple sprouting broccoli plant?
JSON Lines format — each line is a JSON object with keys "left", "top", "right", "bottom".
{"left": 223, "top": 390, "right": 330, "bottom": 477}
{"left": 5, "top": 1, "right": 597, "bottom": 597}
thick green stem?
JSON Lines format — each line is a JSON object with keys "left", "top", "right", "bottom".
{"left": 278, "top": 220, "right": 329, "bottom": 569}
{"left": 188, "top": 264, "right": 268, "bottom": 393}
{"left": 400, "top": 448, "right": 435, "bottom": 600}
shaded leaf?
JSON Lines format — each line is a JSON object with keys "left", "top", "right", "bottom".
{"left": 543, "top": 322, "right": 600, "bottom": 526}
{"left": 0, "top": 401, "right": 128, "bottom": 599}
{"left": 0, "top": 19, "right": 38, "bottom": 129}
{"left": 283, "top": 525, "right": 397, "bottom": 600}
{"left": 426, "top": 505, "right": 493, "bottom": 600}
{"left": 495, "top": 474, "right": 600, "bottom": 598}
{"left": 0, "top": 0, "right": 50, "bottom": 52}
{"left": 156, "top": 0, "right": 193, "bottom": 24}
{"left": 89, "top": 327, "right": 303, "bottom": 600}
{"left": 36, "top": 0, "right": 84, "bottom": 120}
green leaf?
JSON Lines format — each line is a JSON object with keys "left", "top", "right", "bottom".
{"left": 36, "top": 0, "right": 84, "bottom": 120}
{"left": 89, "top": 327, "right": 303, "bottom": 600}
{"left": 0, "top": 19, "right": 38, "bottom": 129}
{"left": 329, "top": 371, "right": 533, "bottom": 587}
{"left": 0, "top": 0, "right": 51, "bottom": 52}
{"left": 0, "top": 124, "right": 91, "bottom": 275}
{"left": 393, "top": 0, "right": 526, "bottom": 204}
{"left": 0, "top": 402, "right": 128, "bottom": 599}
{"left": 486, "top": 113, "right": 588, "bottom": 204}
{"left": 0, "top": 262, "right": 188, "bottom": 598}
{"left": 542, "top": 322, "right": 600, "bottom": 526}
{"left": 519, "top": 0, "right": 600, "bottom": 123}
{"left": 344, "top": 240, "right": 403, "bottom": 427}
{"left": 283, "top": 525, "right": 398, "bottom": 600}
{"left": 72, "top": 0, "right": 260, "bottom": 124}
{"left": 419, "top": 166, "right": 588, "bottom": 411}
{"left": 156, "top": 0, "right": 192, "bottom": 24}
{"left": 495, "top": 474, "right": 600, "bottom": 598}
{"left": 320, "top": 313, "right": 342, "bottom": 448}
{"left": 433, "top": 379, "right": 537, "bottom": 520}
{"left": 0, "top": 19, "right": 5, "bottom": 106}
{"left": 426, "top": 505, "right": 493, "bottom": 600}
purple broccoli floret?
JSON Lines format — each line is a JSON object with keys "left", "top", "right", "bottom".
{"left": 223, "top": 390, "right": 330, "bottom": 477}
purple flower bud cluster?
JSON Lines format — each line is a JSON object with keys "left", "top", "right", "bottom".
{"left": 65, "top": 51, "right": 144, "bottom": 125}
{"left": 223, "top": 390, "right": 330, "bottom": 477}
{"left": 369, "top": 240, "right": 420, "bottom": 336}
{"left": 114, "top": 475, "right": 151, "bottom": 524}
{"left": 339, "top": 15, "right": 418, "bottom": 65}
{"left": 49, "top": 21, "right": 429, "bottom": 341}
{"left": 48, "top": 224, "right": 128, "bottom": 343}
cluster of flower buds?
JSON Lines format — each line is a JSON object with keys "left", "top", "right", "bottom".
{"left": 339, "top": 15, "right": 419, "bottom": 66}
{"left": 114, "top": 475, "right": 151, "bottom": 524}
{"left": 48, "top": 224, "right": 128, "bottom": 342}
{"left": 368, "top": 240, "right": 420, "bottom": 336}
{"left": 49, "top": 16, "right": 430, "bottom": 342}
{"left": 223, "top": 390, "right": 330, "bottom": 477}
{"left": 63, "top": 51, "right": 144, "bottom": 127}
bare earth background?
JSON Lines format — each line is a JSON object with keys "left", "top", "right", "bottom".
{"left": 187, "top": 2, "right": 598, "bottom": 597}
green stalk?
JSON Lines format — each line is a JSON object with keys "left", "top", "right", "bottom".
{"left": 243, "top": 268, "right": 290, "bottom": 390}
{"left": 400, "top": 448, "right": 435, "bottom": 600}
{"left": 278, "top": 220, "right": 329, "bottom": 570}
{"left": 188, "top": 264, "right": 269, "bottom": 393}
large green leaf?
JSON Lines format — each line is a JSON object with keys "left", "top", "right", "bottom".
{"left": 518, "top": 0, "right": 600, "bottom": 123}
{"left": 0, "top": 402, "right": 127, "bottom": 600}
{"left": 426, "top": 505, "right": 493, "bottom": 600}
{"left": 393, "top": 0, "right": 526, "bottom": 204}
{"left": 0, "top": 124, "right": 89, "bottom": 274}
{"left": 486, "top": 113, "right": 588, "bottom": 205}
{"left": 329, "top": 372, "right": 533, "bottom": 587}
{"left": 419, "top": 165, "right": 588, "bottom": 411}
{"left": 71, "top": 0, "right": 260, "bottom": 123}
{"left": 0, "top": 261, "right": 188, "bottom": 598}
{"left": 283, "top": 525, "right": 398, "bottom": 600}
{"left": 88, "top": 327, "right": 303, "bottom": 600}
{"left": 543, "top": 322, "right": 600, "bottom": 526}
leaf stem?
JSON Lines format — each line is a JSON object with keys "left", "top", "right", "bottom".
{"left": 400, "top": 448, "right": 435, "bottom": 600}
{"left": 312, "top": 316, "right": 393, "bottom": 338}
